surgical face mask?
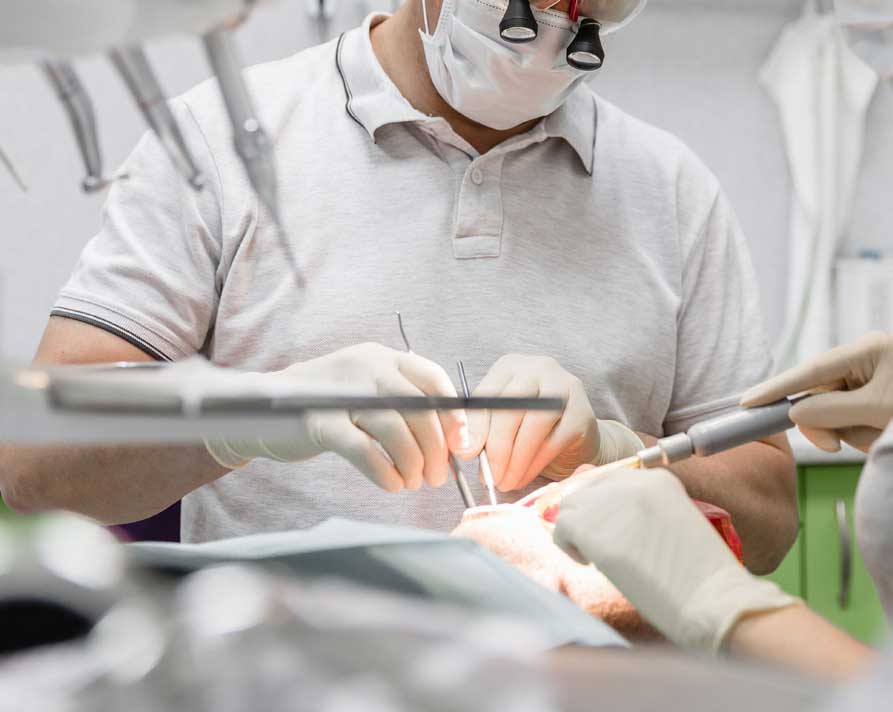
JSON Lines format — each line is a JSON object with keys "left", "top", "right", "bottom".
{"left": 835, "top": 0, "right": 893, "bottom": 81}
{"left": 419, "top": 0, "right": 588, "bottom": 130}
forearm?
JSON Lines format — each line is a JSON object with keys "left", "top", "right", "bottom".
{"left": 0, "top": 443, "right": 228, "bottom": 524}
{"left": 727, "top": 604, "right": 875, "bottom": 681}
{"left": 637, "top": 432, "right": 798, "bottom": 574}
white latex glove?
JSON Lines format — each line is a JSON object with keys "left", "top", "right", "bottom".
{"left": 467, "top": 355, "right": 643, "bottom": 492}
{"left": 856, "top": 423, "right": 893, "bottom": 622}
{"left": 205, "top": 343, "right": 471, "bottom": 492}
{"left": 553, "top": 467, "right": 798, "bottom": 653}
{"left": 740, "top": 332, "right": 893, "bottom": 453}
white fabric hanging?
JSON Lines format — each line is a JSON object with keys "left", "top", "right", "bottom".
{"left": 761, "top": 0, "right": 878, "bottom": 371}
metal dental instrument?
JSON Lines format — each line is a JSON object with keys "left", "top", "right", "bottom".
{"left": 395, "top": 312, "right": 476, "bottom": 509}
{"left": 635, "top": 397, "right": 804, "bottom": 469}
{"left": 202, "top": 25, "right": 304, "bottom": 288}
{"left": 108, "top": 46, "right": 205, "bottom": 191}
{"left": 457, "top": 360, "right": 497, "bottom": 506}
{"left": 0, "top": 144, "right": 27, "bottom": 192}
{"left": 41, "top": 60, "right": 112, "bottom": 192}
{"left": 521, "top": 396, "right": 807, "bottom": 510}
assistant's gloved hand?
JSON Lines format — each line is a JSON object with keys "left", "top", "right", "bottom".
{"left": 553, "top": 467, "right": 799, "bottom": 653}
{"left": 741, "top": 332, "right": 893, "bottom": 453}
{"left": 205, "top": 343, "right": 471, "bottom": 492}
{"left": 467, "top": 355, "right": 643, "bottom": 492}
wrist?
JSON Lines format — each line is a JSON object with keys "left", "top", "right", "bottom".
{"left": 678, "top": 564, "right": 799, "bottom": 653}
{"left": 594, "top": 420, "right": 645, "bottom": 466}
{"left": 202, "top": 370, "right": 277, "bottom": 469}
{"left": 204, "top": 436, "right": 253, "bottom": 469}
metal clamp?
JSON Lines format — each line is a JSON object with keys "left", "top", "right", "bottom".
{"left": 835, "top": 499, "right": 852, "bottom": 610}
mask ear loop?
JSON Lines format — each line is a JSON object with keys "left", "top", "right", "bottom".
{"left": 421, "top": 0, "right": 431, "bottom": 36}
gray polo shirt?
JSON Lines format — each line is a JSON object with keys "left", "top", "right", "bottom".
{"left": 53, "top": 14, "right": 772, "bottom": 542}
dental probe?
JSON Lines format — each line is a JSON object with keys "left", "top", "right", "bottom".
{"left": 635, "top": 397, "right": 801, "bottom": 468}
{"left": 457, "top": 361, "right": 498, "bottom": 506}
{"left": 395, "top": 312, "right": 476, "bottom": 509}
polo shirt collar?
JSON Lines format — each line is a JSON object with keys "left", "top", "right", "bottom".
{"left": 336, "top": 14, "right": 426, "bottom": 138}
{"left": 336, "top": 13, "right": 597, "bottom": 174}
{"left": 543, "top": 85, "right": 597, "bottom": 175}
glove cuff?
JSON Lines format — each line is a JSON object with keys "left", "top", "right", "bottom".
{"left": 594, "top": 420, "right": 645, "bottom": 465}
{"left": 203, "top": 437, "right": 253, "bottom": 470}
{"left": 678, "top": 564, "right": 800, "bottom": 653}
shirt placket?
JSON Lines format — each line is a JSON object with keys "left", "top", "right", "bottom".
{"left": 423, "top": 121, "right": 548, "bottom": 260}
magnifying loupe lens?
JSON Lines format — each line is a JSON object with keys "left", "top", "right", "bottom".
{"left": 500, "top": 0, "right": 538, "bottom": 43}
{"left": 567, "top": 18, "right": 604, "bottom": 70}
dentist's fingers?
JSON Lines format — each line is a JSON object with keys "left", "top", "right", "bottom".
{"left": 524, "top": 386, "right": 596, "bottom": 484}
{"left": 352, "top": 410, "right": 425, "bottom": 491}
{"left": 377, "top": 372, "right": 450, "bottom": 487}
{"left": 467, "top": 365, "right": 515, "bottom": 456}
{"left": 500, "top": 381, "right": 567, "bottom": 492}
{"left": 397, "top": 352, "right": 472, "bottom": 457}
{"left": 487, "top": 378, "right": 540, "bottom": 491}
{"left": 314, "top": 413, "right": 404, "bottom": 493}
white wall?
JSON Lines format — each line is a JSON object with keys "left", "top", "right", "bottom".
{"left": 1, "top": 0, "right": 891, "bottom": 360}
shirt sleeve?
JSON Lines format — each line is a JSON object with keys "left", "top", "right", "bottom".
{"left": 663, "top": 189, "right": 773, "bottom": 435}
{"left": 52, "top": 98, "right": 224, "bottom": 361}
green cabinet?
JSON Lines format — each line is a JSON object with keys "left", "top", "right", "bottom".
{"left": 802, "top": 466, "right": 887, "bottom": 644}
{"left": 765, "top": 465, "right": 888, "bottom": 645}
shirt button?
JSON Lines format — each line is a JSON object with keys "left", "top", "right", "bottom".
{"left": 471, "top": 168, "right": 484, "bottom": 186}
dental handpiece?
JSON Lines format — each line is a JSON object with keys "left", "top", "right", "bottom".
{"left": 109, "top": 46, "right": 205, "bottom": 191}
{"left": 637, "top": 398, "right": 800, "bottom": 468}
{"left": 202, "top": 25, "right": 304, "bottom": 287}
{"left": 41, "top": 60, "right": 111, "bottom": 192}
{"left": 520, "top": 397, "right": 803, "bottom": 515}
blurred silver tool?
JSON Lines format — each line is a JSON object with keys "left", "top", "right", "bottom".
{"left": 0, "top": 143, "right": 27, "bottom": 191}
{"left": 202, "top": 25, "right": 304, "bottom": 287}
{"left": 457, "top": 361, "right": 497, "bottom": 506}
{"left": 108, "top": 46, "right": 205, "bottom": 191}
{"left": 395, "top": 312, "right": 476, "bottom": 509}
{"left": 306, "top": 0, "right": 337, "bottom": 44}
{"left": 41, "top": 59, "right": 112, "bottom": 192}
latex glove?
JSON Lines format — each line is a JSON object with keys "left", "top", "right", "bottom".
{"left": 856, "top": 423, "right": 893, "bottom": 622}
{"left": 467, "top": 355, "right": 643, "bottom": 492}
{"left": 205, "top": 343, "right": 471, "bottom": 492}
{"left": 740, "top": 332, "right": 893, "bottom": 453}
{"left": 553, "top": 467, "right": 798, "bottom": 653}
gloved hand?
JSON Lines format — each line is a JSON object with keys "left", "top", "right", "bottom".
{"left": 740, "top": 332, "right": 893, "bottom": 453}
{"left": 467, "top": 355, "right": 643, "bottom": 492}
{"left": 856, "top": 423, "right": 893, "bottom": 622}
{"left": 205, "top": 343, "right": 471, "bottom": 492}
{"left": 553, "top": 467, "right": 799, "bottom": 653}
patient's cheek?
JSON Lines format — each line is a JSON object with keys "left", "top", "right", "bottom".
{"left": 451, "top": 505, "right": 565, "bottom": 592}
{"left": 451, "top": 505, "right": 660, "bottom": 641}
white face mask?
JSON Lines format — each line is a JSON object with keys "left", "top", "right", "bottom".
{"left": 419, "top": 0, "right": 588, "bottom": 130}
{"left": 835, "top": 0, "right": 893, "bottom": 81}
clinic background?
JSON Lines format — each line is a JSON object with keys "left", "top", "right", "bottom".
{"left": 1, "top": 0, "right": 892, "bottom": 362}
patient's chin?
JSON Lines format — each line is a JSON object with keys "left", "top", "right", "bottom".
{"left": 451, "top": 505, "right": 662, "bottom": 643}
